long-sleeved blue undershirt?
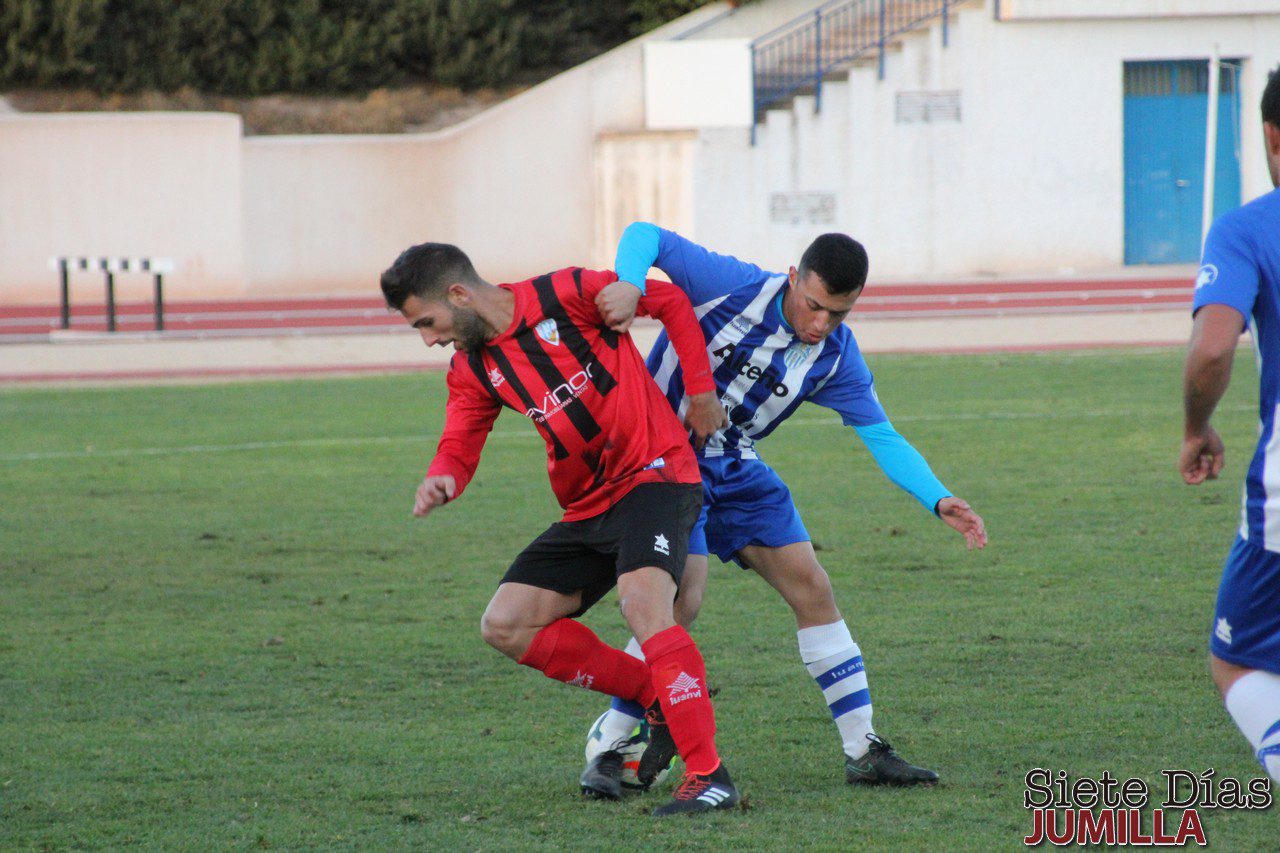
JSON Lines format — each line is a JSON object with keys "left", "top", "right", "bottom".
{"left": 853, "top": 422, "right": 952, "bottom": 514}
{"left": 615, "top": 222, "right": 662, "bottom": 293}
{"left": 615, "top": 220, "right": 951, "bottom": 514}
{"left": 773, "top": 286, "right": 952, "bottom": 514}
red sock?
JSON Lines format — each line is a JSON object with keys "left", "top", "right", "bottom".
{"left": 518, "top": 618, "right": 656, "bottom": 706}
{"left": 641, "top": 625, "right": 721, "bottom": 776}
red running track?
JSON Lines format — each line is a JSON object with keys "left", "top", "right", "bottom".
{"left": 0, "top": 277, "right": 1194, "bottom": 338}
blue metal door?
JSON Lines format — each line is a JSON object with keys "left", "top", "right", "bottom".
{"left": 1123, "top": 60, "right": 1242, "bottom": 265}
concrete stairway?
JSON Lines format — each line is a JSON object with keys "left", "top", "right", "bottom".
{"left": 753, "top": 0, "right": 981, "bottom": 117}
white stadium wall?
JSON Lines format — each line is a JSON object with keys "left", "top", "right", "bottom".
{"left": 687, "top": 3, "right": 1280, "bottom": 278}
{"left": 643, "top": 40, "right": 754, "bottom": 130}
{"left": 3, "top": 0, "right": 1280, "bottom": 302}
{"left": 241, "top": 134, "right": 452, "bottom": 296}
{"left": 0, "top": 113, "right": 246, "bottom": 304}
{"left": 239, "top": 29, "right": 650, "bottom": 297}
{"left": 243, "top": 28, "right": 660, "bottom": 296}
{"left": 1003, "top": 0, "right": 1280, "bottom": 19}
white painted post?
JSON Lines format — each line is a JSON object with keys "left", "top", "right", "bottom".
{"left": 1202, "top": 45, "right": 1221, "bottom": 248}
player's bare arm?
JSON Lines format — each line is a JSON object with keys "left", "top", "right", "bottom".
{"left": 595, "top": 280, "right": 643, "bottom": 333}
{"left": 413, "top": 474, "right": 456, "bottom": 517}
{"left": 936, "top": 496, "right": 987, "bottom": 550}
{"left": 1181, "top": 304, "right": 1245, "bottom": 485}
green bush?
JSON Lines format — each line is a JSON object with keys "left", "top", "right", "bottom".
{"left": 400, "top": 0, "right": 523, "bottom": 90}
{"left": 0, "top": 0, "right": 718, "bottom": 94}
{"left": 629, "top": 0, "right": 716, "bottom": 35}
{"left": 1, "top": 0, "right": 107, "bottom": 86}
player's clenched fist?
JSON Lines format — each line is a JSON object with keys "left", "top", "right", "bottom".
{"left": 595, "top": 280, "right": 642, "bottom": 333}
{"left": 414, "top": 474, "right": 456, "bottom": 517}
{"left": 684, "top": 391, "right": 728, "bottom": 450}
{"left": 1179, "top": 428, "right": 1225, "bottom": 485}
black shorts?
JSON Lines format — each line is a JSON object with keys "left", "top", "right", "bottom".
{"left": 501, "top": 482, "right": 702, "bottom": 617}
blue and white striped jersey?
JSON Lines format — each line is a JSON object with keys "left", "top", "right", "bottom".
{"left": 646, "top": 271, "right": 885, "bottom": 460}
{"left": 619, "top": 226, "right": 888, "bottom": 456}
{"left": 1194, "top": 187, "right": 1280, "bottom": 551}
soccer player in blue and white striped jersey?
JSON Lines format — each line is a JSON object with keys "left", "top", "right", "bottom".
{"left": 1181, "top": 65, "right": 1280, "bottom": 783}
{"left": 577, "top": 224, "right": 987, "bottom": 798}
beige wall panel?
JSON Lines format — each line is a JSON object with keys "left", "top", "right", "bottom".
{"left": 242, "top": 135, "right": 452, "bottom": 296}
{"left": 0, "top": 114, "right": 245, "bottom": 304}
{"left": 594, "top": 131, "right": 697, "bottom": 268}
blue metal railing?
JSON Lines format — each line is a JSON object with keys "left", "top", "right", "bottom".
{"left": 750, "top": 0, "right": 961, "bottom": 123}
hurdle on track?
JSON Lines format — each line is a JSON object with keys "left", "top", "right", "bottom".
{"left": 50, "top": 256, "right": 175, "bottom": 332}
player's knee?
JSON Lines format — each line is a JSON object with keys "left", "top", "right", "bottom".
{"left": 617, "top": 587, "right": 675, "bottom": 643}
{"left": 781, "top": 562, "right": 838, "bottom": 624}
{"left": 479, "top": 608, "right": 522, "bottom": 657}
{"left": 795, "top": 562, "right": 835, "bottom": 605}
{"left": 1209, "top": 653, "right": 1252, "bottom": 698}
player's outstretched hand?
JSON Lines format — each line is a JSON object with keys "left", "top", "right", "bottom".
{"left": 685, "top": 391, "right": 728, "bottom": 450}
{"left": 1179, "top": 428, "right": 1225, "bottom": 485}
{"left": 595, "top": 280, "right": 642, "bottom": 333}
{"left": 937, "top": 496, "right": 987, "bottom": 550}
{"left": 413, "top": 475, "right": 456, "bottom": 517}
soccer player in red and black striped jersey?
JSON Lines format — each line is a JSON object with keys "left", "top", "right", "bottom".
{"left": 380, "top": 242, "right": 741, "bottom": 816}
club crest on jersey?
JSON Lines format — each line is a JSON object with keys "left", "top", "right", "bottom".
{"left": 784, "top": 342, "right": 814, "bottom": 369}
{"left": 1195, "top": 264, "right": 1218, "bottom": 290}
{"left": 535, "top": 318, "right": 561, "bottom": 346}
{"left": 488, "top": 367, "right": 505, "bottom": 388}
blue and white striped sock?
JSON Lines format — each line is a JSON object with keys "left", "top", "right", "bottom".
{"left": 799, "top": 620, "right": 874, "bottom": 759}
{"left": 1224, "top": 670, "right": 1280, "bottom": 782}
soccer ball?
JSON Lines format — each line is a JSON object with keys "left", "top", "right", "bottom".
{"left": 585, "top": 711, "right": 676, "bottom": 789}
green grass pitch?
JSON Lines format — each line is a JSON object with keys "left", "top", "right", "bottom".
{"left": 1, "top": 348, "right": 1275, "bottom": 849}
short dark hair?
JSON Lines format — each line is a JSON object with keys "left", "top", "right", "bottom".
{"left": 798, "top": 233, "right": 869, "bottom": 295}
{"left": 380, "top": 242, "right": 480, "bottom": 310}
{"left": 1264, "top": 64, "right": 1280, "bottom": 128}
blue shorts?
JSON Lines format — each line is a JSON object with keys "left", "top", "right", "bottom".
{"left": 1211, "top": 535, "right": 1280, "bottom": 673}
{"left": 689, "top": 455, "right": 810, "bottom": 567}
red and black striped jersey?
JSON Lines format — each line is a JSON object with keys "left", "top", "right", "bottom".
{"left": 427, "top": 267, "right": 716, "bottom": 521}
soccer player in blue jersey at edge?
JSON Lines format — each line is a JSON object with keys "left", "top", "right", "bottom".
{"left": 1181, "top": 65, "right": 1280, "bottom": 783}
{"left": 573, "top": 221, "right": 988, "bottom": 799}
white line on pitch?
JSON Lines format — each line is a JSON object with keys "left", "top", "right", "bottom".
{"left": 0, "top": 404, "right": 1254, "bottom": 464}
